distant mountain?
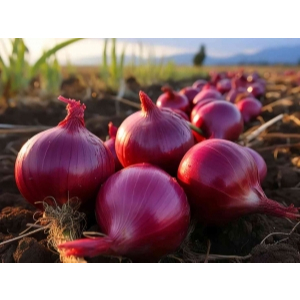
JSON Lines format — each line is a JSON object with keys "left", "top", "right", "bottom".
{"left": 168, "top": 45, "right": 300, "bottom": 65}
{"left": 74, "top": 44, "right": 300, "bottom": 66}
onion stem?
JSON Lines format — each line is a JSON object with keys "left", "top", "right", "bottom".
{"left": 187, "top": 122, "right": 204, "bottom": 136}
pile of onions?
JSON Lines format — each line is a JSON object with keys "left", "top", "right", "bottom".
{"left": 235, "top": 97, "right": 262, "bottom": 123}
{"left": 244, "top": 147, "right": 267, "bottom": 182}
{"left": 15, "top": 96, "right": 115, "bottom": 209}
{"left": 177, "top": 139, "right": 300, "bottom": 225}
{"left": 193, "top": 86, "right": 223, "bottom": 106}
{"left": 104, "top": 122, "right": 123, "bottom": 172}
{"left": 115, "top": 91, "right": 194, "bottom": 175}
{"left": 58, "top": 164, "right": 190, "bottom": 262}
{"left": 156, "top": 86, "right": 190, "bottom": 113}
{"left": 191, "top": 101, "right": 244, "bottom": 141}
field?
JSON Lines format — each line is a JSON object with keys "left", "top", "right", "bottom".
{"left": 0, "top": 65, "right": 300, "bottom": 263}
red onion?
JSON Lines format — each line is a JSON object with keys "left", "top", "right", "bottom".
{"left": 193, "top": 87, "right": 223, "bottom": 106}
{"left": 210, "top": 72, "right": 227, "bottom": 86}
{"left": 58, "top": 164, "right": 190, "bottom": 262}
{"left": 247, "top": 72, "right": 260, "bottom": 83}
{"left": 156, "top": 86, "right": 190, "bottom": 113}
{"left": 247, "top": 82, "right": 265, "bottom": 98}
{"left": 190, "top": 98, "right": 222, "bottom": 120}
{"left": 235, "top": 97, "right": 262, "bottom": 123}
{"left": 191, "top": 101, "right": 244, "bottom": 141}
{"left": 177, "top": 139, "right": 300, "bottom": 225}
{"left": 115, "top": 91, "right": 194, "bottom": 175}
{"left": 179, "top": 87, "right": 200, "bottom": 107}
{"left": 104, "top": 122, "right": 123, "bottom": 172}
{"left": 192, "top": 79, "right": 207, "bottom": 90}
{"left": 232, "top": 73, "right": 248, "bottom": 89}
{"left": 15, "top": 96, "right": 115, "bottom": 209}
{"left": 244, "top": 147, "right": 267, "bottom": 182}
{"left": 216, "top": 78, "right": 232, "bottom": 94}
{"left": 226, "top": 87, "right": 252, "bottom": 103}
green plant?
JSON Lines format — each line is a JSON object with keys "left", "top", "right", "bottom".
{"left": 100, "top": 38, "right": 126, "bottom": 91}
{"left": 0, "top": 38, "right": 83, "bottom": 106}
{"left": 40, "top": 55, "right": 62, "bottom": 94}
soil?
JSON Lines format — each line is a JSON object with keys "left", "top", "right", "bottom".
{"left": 0, "top": 77, "right": 300, "bottom": 263}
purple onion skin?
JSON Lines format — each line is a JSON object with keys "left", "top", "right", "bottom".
{"left": 244, "top": 147, "right": 267, "bottom": 182}
{"left": 116, "top": 91, "right": 194, "bottom": 175}
{"left": 104, "top": 138, "right": 123, "bottom": 172}
{"left": 191, "top": 101, "right": 244, "bottom": 141}
{"left": 179, "top": 87, "right": 200, "bottom": 108}
{"left": 15, "top": 96, "right": 115, "bottom": 209}
{"left": 177, "top": 139, "right": 300, "bottom": 225}
{"left": 193, "top": 89, "right": 223, "bottom": 106}
{"left": 235, "top": 98, "right": 262, "bottom": 123}
{"left": 58, "top": 164, "right": 191, "bottom": 262}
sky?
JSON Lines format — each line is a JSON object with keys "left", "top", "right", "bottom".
{"left": 1, "top": 38, "right": 300, "bottom": 64}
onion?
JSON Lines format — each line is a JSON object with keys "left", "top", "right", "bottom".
{"left": 177, "top": 139, "right": 300, "bottom": 225}
{"left": 58, "top": 164, "right": 190, "bottom": 262}
{"left": 15, "top": 96, "right": 115, "bottom": 209}
{"left": 193, "top": 87, "right": 223, "bottom": 106}
{"left": 232, "top": 73, "right": 248, "bottom": 89}
{"left": 156, "top": 86, "right": 190, "bottom": 113}
{"left": 190, "top": 98, "right": 222, "bottom": 121}
{"left": 244, "top": 147, "right": 267, "bottom": 182}
{"left": 247, "top": 72, "right": 260, "bottom": 83}
{"left": 226, "top": 87, "right": 252, "bottom": 103}
{"left": 191, "top": 101, "right": 244, "bottom": 141}
{"left": 247, "top": 82, "right": 265, "bottom": 98}
{"left": 104, "top": 122, "right": 123, "bottom": 172}
{"left": 216, "top": 78, "right": 232, "bottom": 94}
{"left": 235, "top": 97, "right": 262, "bottom": 123}
{"left": 192, "top": 79, "right": 207, "bottom": 90}
{"left": 179, "top": 87, "right": 200, "bottom": 107}
{"left": 115, "top": 91, "right": 194, "bottom": 175}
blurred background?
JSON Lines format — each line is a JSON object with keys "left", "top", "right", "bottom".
{"left": 1, "top": 38, "right": 300, "bottom": 115}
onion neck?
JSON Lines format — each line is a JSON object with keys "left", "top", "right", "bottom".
{"left": 58, "top": 237, "right": 112, "bottom": 258}
{"left": 259, "top": 197, "right": 300, "bottom": 220}
{"left": 58, "top": 95, "right": 86, "bottom": 127}
{"left": 161, "top": 86, "right": 175, "bottom": 99}
{"left": 139, "top": 91, "right": 161, "bottom": 117}
{"left": 108, "top": 122, "right": 118, "bottom": 138}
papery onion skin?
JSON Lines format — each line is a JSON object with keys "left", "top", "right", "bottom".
{"left": 235, "top": 97, "right": 262, "bottom": 123}
{"left": 115, "top": 91, "right": 194, "bottom": 175}
{"left": 191, "top": 101, "right": 244, "bottom": 141}
{"left": 156, "top": 86, "right": 190, "bottom": 113}
{"left": 193, "top": 88, "right": 223, "bottom": 106}
{"left": 15, "top": 96, "right": 115, "bottom": 209}
{"left": 58, "top": 164, "right": 190, "bottom": 262}
{"left": 177, "top": 139, "right": 300, "bottom": 225}
{"left": 104, "top": 122, "right": 123, "bottom": 172}
{"left": 244, "top": 147, "right": 267, "bottom": 182}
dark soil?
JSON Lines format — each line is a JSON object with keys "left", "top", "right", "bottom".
{"left": 1, "top": 78, "right": 300, "bottom": 263}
